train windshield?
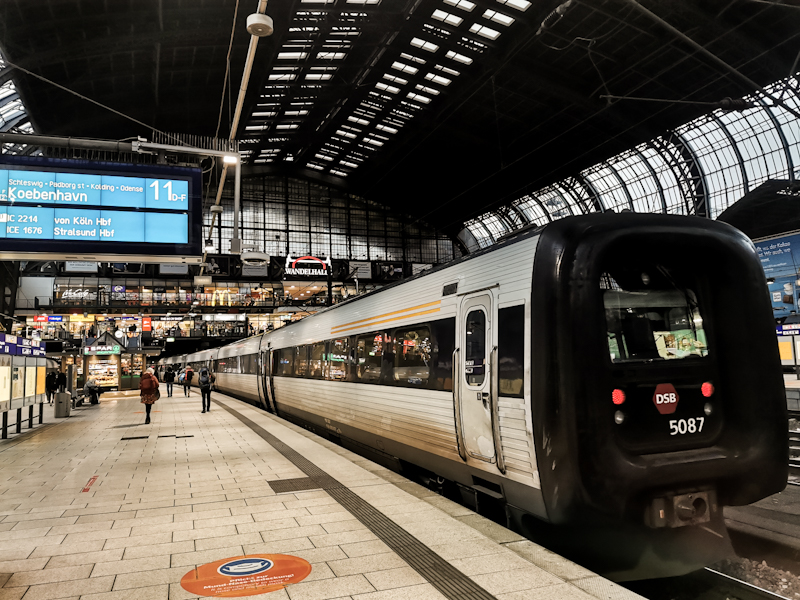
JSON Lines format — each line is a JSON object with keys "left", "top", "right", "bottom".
{"left": 602, "top": 270, "right": 708, "bottom": 363}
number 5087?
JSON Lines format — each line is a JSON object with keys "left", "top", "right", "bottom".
{"left": 669, "top": 417, "right": 704, "bottom": 435}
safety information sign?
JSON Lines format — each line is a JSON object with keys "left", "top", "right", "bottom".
{"left": 180, "top": 554, "right": 312, "bottom": 597}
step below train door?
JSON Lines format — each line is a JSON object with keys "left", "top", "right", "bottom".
{"left": 458, "top": 292, "right": 497, "bottom": 464}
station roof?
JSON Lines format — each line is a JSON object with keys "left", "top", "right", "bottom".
{"left": 1, "top": 0, "right": 800, "bottom": 236}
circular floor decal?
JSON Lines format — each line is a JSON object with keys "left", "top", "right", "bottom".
{"left": 181, "top": 554, "right": 312, "bottom": 597}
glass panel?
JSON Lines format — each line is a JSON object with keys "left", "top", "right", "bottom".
{"left": 309, "top": 343, "right": 325, "bottom": 378}
{"left": 603, "top": 272, "right": 708, "bottom": 363}
{"left": 464, "top": 310, "right": 486, "bottom": 385}
{"left": 498, "top": 305, "right": 524, "bottom": 397}
{"left": 356, "top": 333, "right": 384, "bottom": 382}
{"left": 394, "top": 327, "right": 431, "bottom": 386}
{"left": 328, "top": 338, "right": 349, "bottom": 381}
{"left": 12, "top": 364, "right": 24, "bottom": 399}
{"left": 295, "top": 346, "right": 309, "bottom": 377}
{"left": 275, "top": 348, "right": 294, "bottom": 376}
{"left": 25, "top": 361, "right": 37, "bottom": 397}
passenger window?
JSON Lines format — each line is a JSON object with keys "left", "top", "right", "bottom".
{"left": 395, "top": 327, "right": 431, "bottom": 386}
{"left": 356, "top": 333, "right": 385, "bottom": 382}
{"left": 498, "top": 305, "right": 524, "bottom": 398}
{"left": 274, "top": 348, "right": 294, "bottom": 377}
{"left": 431, "top": 318, "right": 455, "bottom": 392}
{"left": 465, "top": 310, "right": 486, "bottom": 386}
{"left": 309, "top": 343, "right": 325, "bottom": 379}
{"left": 328, "top": 338, "right": 349, "bottom": 381}
{"left": 295, "top": 346, "right": 309, "bottom": 377}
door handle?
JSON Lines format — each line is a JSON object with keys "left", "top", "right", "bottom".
{"left": 480, "top": 392, "right": 489, "bottom": 407}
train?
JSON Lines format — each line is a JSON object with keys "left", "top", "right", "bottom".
{"left": 158, "top": 213, "right": 787, "bottom": 580}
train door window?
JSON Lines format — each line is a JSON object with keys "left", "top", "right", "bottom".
{"left": 498, "top": 305, "right": 524, "bottom": 397}
{"left": 309, "top": 343, "right": 325, "bottom": 379}
{"left": 602, "top": 271, "right": 709, "bottom": 362}
{"left": 274, "top": 348, "right": 294, "bottom": 376}
{"left": 394, "top": 326, "right": 431, "bottom": 386}
{"left": 295, "top": 346, "right": 309, "bottom": 377}
{"left": 356, "top": 333, "right": 384, "bottom": 382}
{"left": 328, "top": 338, "right": 349, "bottom": 381}
{"left": 465, "top": 310, "right": 487, "bottom": 386}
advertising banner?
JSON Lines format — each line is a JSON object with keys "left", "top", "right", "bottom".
{"left": 756, "top": 232, "right": 800, "bottom": 317}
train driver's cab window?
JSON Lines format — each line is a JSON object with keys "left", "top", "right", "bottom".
{"left": 274, "top": 348, "right": 294, "bottom": 377}
{"left": 602, "top": 270, "right": 709, "bottom": 363}
{"left": 465, "top": 310, "right": 487, "bottom": 385}
{"left": 395, "top": 327, "right": 431, "bottom": 386}
{"left": 328, "top": 338, "right": 349, "bottom": 381}
{"left": 295, "top": 346, "right": 309, "bottom": 377}
{"left": 309, "top": 343, "right": 325, "bottom": 379}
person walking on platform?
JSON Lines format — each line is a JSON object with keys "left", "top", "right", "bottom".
{"left": 45, "top": 371, "right": 58, "bottom": 405}
{"left": 164, "top": 366, "right": 175, "bottom": 397}
{"left": 56, "top": 370, "right": 67, "bottom": 393}
{"left": 139, "top": 367, "right": 159, "bottom": 425}
{"left": 198, "top": 367, "right": 215, "bottom": 413}
{"left": 183, "top": 367, "right": 193, "bottom": 396}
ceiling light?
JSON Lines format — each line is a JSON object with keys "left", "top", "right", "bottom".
{"left": 223, "top": 154, "right": 239, "bottom": 164}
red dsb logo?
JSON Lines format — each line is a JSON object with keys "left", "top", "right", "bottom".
{"left": 653, "top": 383, "right": 679, "bottom": 415}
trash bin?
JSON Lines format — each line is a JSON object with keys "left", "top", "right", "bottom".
{"left": 54, "top": 392, "right": 71, "bottom": 418}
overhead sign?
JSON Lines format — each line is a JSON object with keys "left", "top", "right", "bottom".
{"left": 348, "top": 260, "right": 371, "bottom": 280}
{"left": 84, "top": 344, "right": 121, "bottom": 356}
{"left": 180, "top": 554, "right": 312, "bottom": 597}
{"left": 0, "top": 158, "right": 202, "bottom": 262}
{"left": 285, "top": 255, "right": 331, "bottom": 277}
{"left": 64, "top": 261, "right": 98, "bottom": 273}
{"left": 0, "top": 333, "right": 45, "bottom": 357}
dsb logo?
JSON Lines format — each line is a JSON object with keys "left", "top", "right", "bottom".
{"left": 653, "top": 383, "right": 679, "bottom": 415}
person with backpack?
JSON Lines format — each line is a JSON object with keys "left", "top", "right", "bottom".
{"left": 163, "top": 366, "right": 175, "bottom": 397}
{"left": 183, "top": 367, "right": 193, "bottom": 396}
{"left": 198, "top": 367, "right": 215, "bottom": 413}
{"left": 139, "top": 367, "right": 160, "bottom": 424}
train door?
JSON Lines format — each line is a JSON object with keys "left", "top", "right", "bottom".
{"left": 257, "top": 339, "right": 274, "bottom": 413}
{"left": 458, "top": 293, "right": 496, "bottom": 463}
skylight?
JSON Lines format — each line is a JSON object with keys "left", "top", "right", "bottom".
{"left": 268, "top": 74, "right": 298, "bottom": 81}
{"left": 435, "top": 64, "right": 460, "bottom": 76}
{"left": 446, "top": 50, "right": 473, "bottom": 64}
{"left": 383, "top": 73, "right": 408, "bottom": 85}
{"left": 410, "top": 38, "right": 440, "bottom": 53}
{"left": 278, "top": 52, "right": 308, "bottom": 60}
{"left": 406, "top": 92, "right": 431, "bottom": 104}
{"left": 306, "top": 73, "right": 333, "bottom": 80}
{"left": 496, "top": 0, "right": 531, "bottom": 10}
{"left": 400, "top": 53, "right": 427, "bottom": 64}
{"left": 376, "top": 82, "right": 400, "bottom": 94}
{"left": 348, "top": 116, "right": 371, "bottom": 125}
{"left": 346, "top": 0, "right": 380, "bottom": 4}
{"left": 376, "top": 124, "right": 398, "bottom": 134}
{"left": 483, "top": 9, "right": 514, "bottom": 26}
{"left": 317, "top": 52, "right": 346, "bottom": 59}
{"left": 331, "top": 170, "right": 348, "bottom": 177}
{"left": 415, "top": 84, "right": 440, "bottom": 95}
{"left": 444, "top": 0, "right": 476, "bottom": 10}
{"left": 392, "top": 61, "right": 418, "bottom": 75}
{"left": 469, "top": 23, "right": 501, "bottom": 39}
{"left": 432, "top": 9, "right": 463, "bottom": 26}
{"left": 425, "top": 73, "right": 451, "bottom": 86}
{"left": 336, "top": 129, "right": 357, "bottom": 139}
{"left": 284, "top": 110, "right": 309, "bottom": 116}
{"left": 276, "top": 123, "right": 300, "bottom": 130}
{"left": 341, "top": 161, "right": 359, "bottom": 168}
{"left": 364, "top": 137, "right": 384, "bottom": 146}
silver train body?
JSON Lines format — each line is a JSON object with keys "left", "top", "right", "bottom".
{"left": 159, "top": 214, "right": 787, "bottom": 580}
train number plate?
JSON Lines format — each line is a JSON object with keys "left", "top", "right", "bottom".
{"left": 668, "top": 417, "right": 704, "bottom": 436}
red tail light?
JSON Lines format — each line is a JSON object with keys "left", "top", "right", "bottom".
{"left": 612, "top": 389, "right": 626, "bottom": 405}
{"left": 701, "top": 382, "right": 714, "bottom": 398}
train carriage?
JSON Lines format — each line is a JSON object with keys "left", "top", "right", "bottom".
{"left": 168, "top": 213, "right": 787, "bottom": 580}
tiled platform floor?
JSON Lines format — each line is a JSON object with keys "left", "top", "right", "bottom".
{"left": 0, "top": 388, "right": 643, "bottom": 600}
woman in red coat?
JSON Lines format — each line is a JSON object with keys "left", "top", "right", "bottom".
{"left": 139, "top": 367, "right": 160, "bottom": 424}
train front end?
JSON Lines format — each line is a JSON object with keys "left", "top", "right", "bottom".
{"left": 530, "top": 213, "right": 787, "bottom": 580}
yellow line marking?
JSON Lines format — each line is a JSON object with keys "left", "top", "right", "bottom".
{"left": 331, "top": 300, "right": 441, "bottom": 332}
{"left": 331, "top": 308, "right": 441, "bottom": 334}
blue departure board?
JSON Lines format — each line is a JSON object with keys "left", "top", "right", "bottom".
{"left": 0, "top": 158, "right": 201, "bottom": 260}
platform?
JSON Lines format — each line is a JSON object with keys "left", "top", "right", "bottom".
{"left": 0, "top": 389, "right": 643, "bottom": 600}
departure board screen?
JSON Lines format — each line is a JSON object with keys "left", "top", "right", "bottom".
{"left": 0, "top": 158, "right": 202, "bottom": 262}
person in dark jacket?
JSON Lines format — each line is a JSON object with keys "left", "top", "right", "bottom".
{"left": 84, "top": 378, "right": 100, "bottom": 405}
{"left": 164, "top": 367, "right": 175, "bottom": 397}
{"left": 56, "top": 371, "right": 67, "bottom": 393}
{"left": 183, "top": 368, "right": 193, "bottom": 396}
{"left": 45, "top": 371, "right": 58, "bottom": 405}
{"left": 198, "top": 368, "right": 215, "bottom": 413}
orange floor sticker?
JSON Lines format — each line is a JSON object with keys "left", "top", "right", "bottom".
{"left": 180, "top": 554, "right": 312, "bottom": 597}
